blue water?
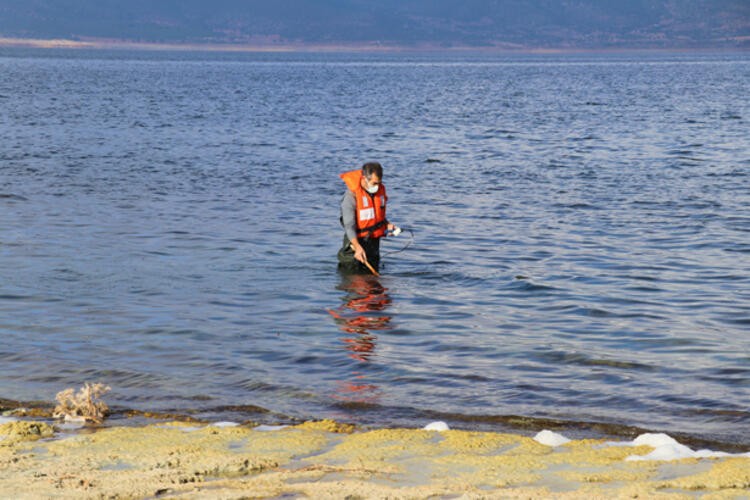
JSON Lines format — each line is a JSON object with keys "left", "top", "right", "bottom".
{"left": 0, "top": 48, "right": 748, "bottom": 446}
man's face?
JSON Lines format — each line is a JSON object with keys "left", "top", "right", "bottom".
{"left": 363, "top": 174, "right": 381, "bottom": 192}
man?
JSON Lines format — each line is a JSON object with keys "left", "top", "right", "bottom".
{"left": 338, "top": 162, "right": 399, "bottom": 274}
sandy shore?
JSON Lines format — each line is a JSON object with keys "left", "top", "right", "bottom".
{"left": 1, "top": 418, "right": 748, "bottom": 499}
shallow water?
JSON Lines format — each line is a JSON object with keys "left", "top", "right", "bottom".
{"left": 0, "top": 48, "right": 748, "bottom": 445}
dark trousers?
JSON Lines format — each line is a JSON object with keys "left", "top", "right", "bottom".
{"left": 337, "top": 236, "right": 380, "bottom": 274}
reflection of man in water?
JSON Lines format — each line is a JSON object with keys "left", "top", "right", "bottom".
{"left": 338, "top": 162, "right": 400, "bottom": 274}
{"left": 328, "top": 273, "right": 392, "bottom": 402}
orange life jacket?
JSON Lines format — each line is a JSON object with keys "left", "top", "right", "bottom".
{"left": 340, "top": 169, "right": 388, "bottom": 239}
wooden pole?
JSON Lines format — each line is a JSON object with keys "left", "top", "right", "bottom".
{"left": 352, "top": 243, "right": 380, "bottom": 276}
{"left": 363, "top": 258, "right": 380, "bottom": 276}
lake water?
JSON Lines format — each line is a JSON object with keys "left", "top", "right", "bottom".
{"left": 0, "top": 48, "right": 748, "bottom": 447}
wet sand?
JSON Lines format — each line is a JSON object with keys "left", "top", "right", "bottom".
{"left": 1, "top": 419, "right": 748, "bottom": 499}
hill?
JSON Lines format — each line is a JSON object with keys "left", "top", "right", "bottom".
{"left": 0, "top": 0, "right": 748, "bottom": 49}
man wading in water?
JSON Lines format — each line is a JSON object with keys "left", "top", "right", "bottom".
{"left": 338, "top": 162, "right": 400, "bottom": 274}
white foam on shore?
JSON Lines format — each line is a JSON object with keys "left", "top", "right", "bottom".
{"left": 62, "top": 415, "right": 88, "bottom": 424}
{"left": 532, "top": 430, "right": 750, "bottom": 461}
{"left": 534, "top": 430, "right": 571, "bottom": 447}
{"left": 210, "top": 421, "right": 240, "bottom": 428}
{"left": 57, "top": 421, "right": 87, "bottom": 431}
{"left": 604, "top": 433, "right": 750, "bottom": 461}
{"left": 174, "top": 426, "right": 203, "bottom": 432}
{"left": 423, "top": 421, "right": 450, "bottom": 432}
{"left": 253, "top": 424, "right": 288, "bottom": 432}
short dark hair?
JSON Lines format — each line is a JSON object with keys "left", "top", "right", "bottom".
{"left": 362, "top": 162, "right": 383, "bottom": 179}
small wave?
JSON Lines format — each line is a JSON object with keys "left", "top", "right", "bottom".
{"left": 506, "top": 279, "right": 558, "bottom": 293}
{"left": 537, "top": 351, "right": 656, "bottom": 371}
{"left": 481, "top": 128, "right": 518, "bottom": 136}
{"left": 666, "top": 149, "right": 702, "bottom": 157}
{"left": 50, "top": 268, "right": 84, "bottom": 283}
{"left": 707, "top": 169, "right": 749, "bottom": 178}
{"left": 721, "top": 316, "right": 750, "bottom": 326}
{"left": 723, "top": 246, "right": 750, "bottom": 253}
{"left": 332, "top": 399, "right": 383, "bottom": 411}
{"left": 544, "top": 161, "right": 570, "bottom": 169}
{"left": 68, "top": 367, "right": 164, "bottom": 387}
{"left": 699, "top": 375, "right": 749, "bottom": 387}
{"left": 569, "top": 134, "right": 598, "bottom": 141}
{"left": 206, "top": 404, "right": 271, "bottom": 415}
{"left": 552, "top": 202, "right": 600, "bottom": 210}
{"left": 465, "top": 133, "right": 495, "bottom": 140}
{"left": 0, "top": 294, "right": 32, "bottom": 300}
{"left": 625, "top": 285, "right": 665, "bottom": 294}
{"left": 0, "top": 194, "right": 28, "bottom": 201}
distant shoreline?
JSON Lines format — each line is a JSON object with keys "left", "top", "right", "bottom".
{"left": 1, "top": 36, "right": 748, "bottom": 54}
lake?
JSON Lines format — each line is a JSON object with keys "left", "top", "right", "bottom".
{"left": 0, "top": 48, "right": 748, "bottom": 447}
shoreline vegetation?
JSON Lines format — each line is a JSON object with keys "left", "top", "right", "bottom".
{"left": 1, "top": 36, "right": 748, "bottom": 53}
{"left": 1, "top": 414, "right": 749, "bottom": 498}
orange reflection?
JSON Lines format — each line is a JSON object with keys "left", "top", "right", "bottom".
{"left": 328, "top": 273, "right": 392, "bottom": 404}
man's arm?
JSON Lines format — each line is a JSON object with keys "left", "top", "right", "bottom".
{"left": 341, "top": 191, "right": 366, "bottom": 263}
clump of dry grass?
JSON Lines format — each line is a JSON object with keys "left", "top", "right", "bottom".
{"left": 53, "top": 383, "right": 111, "bottom": 424}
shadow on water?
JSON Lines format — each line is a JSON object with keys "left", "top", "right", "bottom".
{"left": 327, "top": 272, "right": 392, "bottom": 406}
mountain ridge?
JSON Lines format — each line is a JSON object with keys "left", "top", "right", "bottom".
{"left": 0, "top": 1, "right": 748, "bottom": 49}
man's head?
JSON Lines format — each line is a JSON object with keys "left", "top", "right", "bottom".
{"left": 361, "top": 162, "right": 383, "bottom": 194}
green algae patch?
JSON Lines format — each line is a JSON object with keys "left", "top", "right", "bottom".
{"left": 0, "top": 421, "right": 747, "bottom": 498}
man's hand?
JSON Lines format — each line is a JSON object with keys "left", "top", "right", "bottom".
{"left": 351, "top": 241, "right": 366, "bottom": 263}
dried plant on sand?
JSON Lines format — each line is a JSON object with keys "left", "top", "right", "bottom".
{"left": 53, "top": 383, "right": 111, "bottom": 424}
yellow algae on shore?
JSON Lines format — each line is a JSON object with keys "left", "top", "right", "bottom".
{"left": 0, "top": 420, "right": 54, "bottom": 443}
{"left": 294, "top": 418, "right": 356, "bottom": 433}
{"left": 0, "top": 420, "right": 747, "bottom": 499}
{"left": 664, "top": 457, "right": 750, "bottom": 491}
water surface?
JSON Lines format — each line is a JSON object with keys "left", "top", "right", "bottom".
{"left": 0, "top": 49, "right": 748, "bottom": 446}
